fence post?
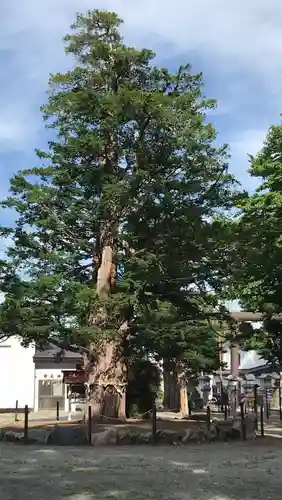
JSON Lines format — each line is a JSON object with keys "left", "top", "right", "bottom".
{"left": 206, "top": 405, "right": 211, "bottom": 442}
{"left": 279, "top": 385, "right": 282, "bottom": 421}
{"left": 253, "top": 385, "right": 258, "bottom": 430}
{"left": 188, "top": 394, "right": 192, "bottom": 417}
{"left": 253, "top": 385, "right": 258, "bottom": 413}
{"left": 24, "top": 405, "right": 29, "bottom": 443}
{"left": 260, "top": 403, "right": 264, "bottom": 438}
{"left": 266, "top": 389, "right": 270, "bottom": 419}
{"left": 206, "top": 405, "right": 211, "bottom": 431}
{"left": 240, "top": 401, "right": 246, "bottom": 440}
{"left": 152, "top": 402, "right": 157, "bottom": 445}
{"left": 15, "top": 400, "right": 19, "bottom": 422}
{"left": 56, "top": 401, "right": 60, "bottom": 421}
{"left": 88, "top": 406, "right": 92, "bottom": 446}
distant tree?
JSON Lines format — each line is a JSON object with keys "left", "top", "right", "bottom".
{"left": 0, "top": 9, "right": 239, "bottom": 418}
{"left": 229, "top": 123, "right": 282, "bottom": 368}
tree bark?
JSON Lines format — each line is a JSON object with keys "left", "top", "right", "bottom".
{"left": 85, "top": 235, "right": 128, "bottom": 421}
{"left": 85, "top": 341, "right": 127, "bottom": 421}
{"left": 163, "top": 361, "right": 180, "bottom": 411}
{"left": 178, "top": 371, "right": 188, "bottom": 416}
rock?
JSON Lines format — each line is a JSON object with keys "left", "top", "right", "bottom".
{"left": 211, "top": 415, "right": 256, "bottom": 441}
{"left": 182, "top": 430, "right": 191, "bottom": 443}
{"left": 1, "top": 430, "right": 40, "bottom": 444}
{"left": 182, "top": 429, "right": 206, "bottom": 443}
{"left": 212, "top": 418, "right": 235, "bottom": 441}
{"left": 156, "top": 429, "right": 183, "bottom": 444}
{"left": 117, "top": 431, "right": 152, "bottom": 445}
{"left": 27, "top": 429, "right": 50, "bottom": 444}
{"left": 137, "top": 432, "right": 152, "bottom": 444}
{"left": 0, "top": 429, "right": 6, "bottom": 441}
{"left": 3, "top": 431, "right": 24, "bottom": 442}
{"left": 206, "top": 423, "right": 217, "bottom": 441}
{"left": 46, "top": 425, "right": 88, "bottom": 446}
{"left": 118, "top": 431, "right": 137, "bottom": 445}
{"left": 92, "top": 429, "right": 117, "bottom": 446}
{"left": 244, "top": 414, "right": 257, "bottom": 439}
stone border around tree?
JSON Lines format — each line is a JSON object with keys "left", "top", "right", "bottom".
{"left": 0, "top": 415, "right": 257, "bottom": 446}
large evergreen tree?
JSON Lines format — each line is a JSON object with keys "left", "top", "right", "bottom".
{"left": 0, "top": 10, "right": 238, "bottom": 417}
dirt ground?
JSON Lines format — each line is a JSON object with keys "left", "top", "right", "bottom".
{"left": 1, "top": 441, "right": 282, "bottom": 500}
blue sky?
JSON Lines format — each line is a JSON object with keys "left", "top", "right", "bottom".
{"left": 1, "top": 0, "right": 282, "bottom": 252}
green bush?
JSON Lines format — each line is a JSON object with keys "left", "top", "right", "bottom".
{"left": 126, "top": 359, "right": 161, "bottom": 418}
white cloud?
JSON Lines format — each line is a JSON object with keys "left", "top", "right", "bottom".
{"left": 2, "top": 0, "right": 282, "bottom": 76}
{"left": 0, "top": 1, "right": 282, "bottom": 168}
{"left": 0, "top": 106, "right": 40, "bottom": 153}
{"left": 231, "top": 128, "right": 266, "bottom": 158}
{"left": 228, "top": 129, "right": 267, "bottom": 187}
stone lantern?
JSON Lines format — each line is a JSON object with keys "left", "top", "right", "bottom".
{"left": 244, "top": 373, "right": 256, "bottom": 390}
{"left": 199, "top": 375, "right": 211, "bottom": 405}
{"left": 227, "top": 374, "right": 239, "bottom": 417}
{"left": 243, "top": 373, "right": 258, "bottom": 412}
{"left": 258, "top": 373, "right": 273, "bottom": 419}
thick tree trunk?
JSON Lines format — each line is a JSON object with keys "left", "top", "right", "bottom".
{"left": 85, "top": 238, "right": 128, "bottom": 420}
{"left": 85, "top": 341, "right": 127, "bottom": 421}
{"left": 163, "top": 362, "right": 189, "bottom": 414}
{"left": 163, "top": 362, "right": 180, "bottom": 411}
{"left": 178, "top": 372, "right": 188, "bottom": 417}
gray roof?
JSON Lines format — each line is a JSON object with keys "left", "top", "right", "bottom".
{"left": 239, "top": 350, "right": 267, "bottom": 370}
{"left": 33, "top": 343, "right": 82, "bottom": 360}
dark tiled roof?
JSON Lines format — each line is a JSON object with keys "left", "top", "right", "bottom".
{"left": 33, "top": 343, "right": 82, "bottom": 360}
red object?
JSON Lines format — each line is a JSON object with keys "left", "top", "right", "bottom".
{"left": 62, "top": 370, "right": 86, "bottom": 384}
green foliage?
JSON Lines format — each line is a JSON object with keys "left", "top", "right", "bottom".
{"left": 126, "top": 358, "right": 160, "bottom": 417}
{"left": 0, "top": 9, "right": 239, "bottom": 374}
{"left": 229, "top": 123, "right": 282, "bottom": 365}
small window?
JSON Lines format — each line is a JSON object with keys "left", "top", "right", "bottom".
{"left": 39, "top": 380, "right": 64, "bottom": 397}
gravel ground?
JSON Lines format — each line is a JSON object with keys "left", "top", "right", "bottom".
{"left": 0, "top": 441, "right": 282, "bottom": 500}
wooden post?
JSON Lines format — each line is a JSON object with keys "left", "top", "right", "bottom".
{"left": 24, "top": 405, "right": 29, "bottom": 443}
{"left": 253, "top": 385, "right": 258, "bottom": 430}
{"left": 152, "top": 402, "right": 157, "bottom": 445}
{"left": 253, "top": 385, "right": 257, "bottom": 413}
{"left": 15, "top": 400, "right": 19, "bottom": 422}
{"left": 265, "top": 390, "right": 270, "bottom": 419}
{"left": 188, "top": 394, "right": 192, "bottom": 417}
{"left": 260, "top": 404, "right": 264, "bottom": 438}
{"left": 88, "top": 406, "right": 92, "bottom": 445}
{"left": 206, "top": 405, "right": 211, "bottom": 431}
{"left": 240, "top": 401, "right": 246, "bottom": 440}
{"left": 56, "top": 400, "right": 60, "bottom": 421}
{"left": 220, "top": 381, "right": 224, "bottom": 412}
{"left": 279, "top": 385, "right": 282, "bottom": 421}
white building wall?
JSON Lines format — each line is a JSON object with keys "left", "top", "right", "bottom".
{"left": 34, "top": 368, "right": 67, "bottom": 412}
{"left": 34, "top": 359, "right": 81, "bottom": 412}
{"left": 0, "top": 337, "right": 35, "bottom": 409}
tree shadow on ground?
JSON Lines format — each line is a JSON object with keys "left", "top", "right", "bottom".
{"left": 1, "top": 441, "right": 282, "bottom": 500}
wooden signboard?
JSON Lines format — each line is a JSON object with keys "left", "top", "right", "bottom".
{"left": 63, "top": 370, "right": 86, "bottom": 385}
